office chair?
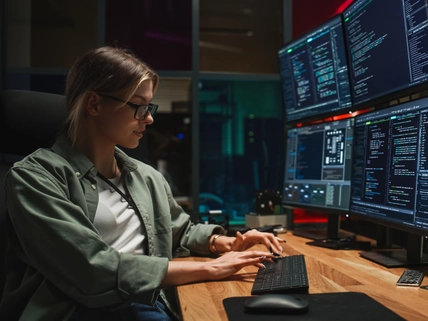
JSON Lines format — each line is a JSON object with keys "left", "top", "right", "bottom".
{"left": 0, "top": 89, "right": 67, "bottom": 302}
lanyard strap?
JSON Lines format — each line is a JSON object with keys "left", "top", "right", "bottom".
{"left": 96, "top": 172, "right": 138, "bottom": 211}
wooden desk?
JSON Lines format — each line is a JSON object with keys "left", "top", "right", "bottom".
{"left": 175, "top": 233, "right": 428, "bottom": 321}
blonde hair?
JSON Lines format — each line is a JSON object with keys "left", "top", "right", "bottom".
{"left": 65, "top": 46, "right": 159, "bottom": 145}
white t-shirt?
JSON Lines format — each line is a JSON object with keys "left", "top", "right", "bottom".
{"left": 94, "top": 174, "right": 145, "bottom": 255}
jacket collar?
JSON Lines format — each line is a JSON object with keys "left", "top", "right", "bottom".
{"left": 51, "top": 135, "right": 138, "bottom": 179}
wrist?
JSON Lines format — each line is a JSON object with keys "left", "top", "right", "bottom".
{"left": 210, "top": 234, "right": 224, "bottom": 254}
{"left": 210, "top": 234, "right": 235, "bottom": 253}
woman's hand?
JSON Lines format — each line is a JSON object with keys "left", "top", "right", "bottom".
{"left": 230, "top": 230, "right": 285, "bottom": 254}
{"left": 206, "top": 250, "right": 275, "bottom": 280}
{"left": 162, "top": 250, "right": 275, "bottom": 287}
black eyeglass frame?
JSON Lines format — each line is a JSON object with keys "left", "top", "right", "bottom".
{"left": 97, "top": 93, "right": 158, "bottom": 120}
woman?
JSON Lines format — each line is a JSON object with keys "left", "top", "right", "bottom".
{"left": 0, "top": 46, "right": 284, "bottom": 321}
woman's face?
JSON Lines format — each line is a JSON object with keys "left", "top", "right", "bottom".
{"left": 96, "top": 80, "right": 155, "bottom": 149}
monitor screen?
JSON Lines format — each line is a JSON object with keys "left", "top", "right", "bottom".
{"left": 343, "top": 0, "right": 428, "bottom": 107}
{"left": 283, "top": 117, "right": 354, "bottom": 212}
{"left": 350, "top": 96, "right": 428, "bottom": 266}
{"left": 278, "top": 15, "right": 352, "bottom": 123}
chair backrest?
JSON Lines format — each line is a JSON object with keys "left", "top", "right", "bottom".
{"left": 0, "top": 90, "right": 67, "bottom": 302}
{"left": 0, "top": 162, "right": 11, "bottom": 304}
{"left": 0, "top": 89, "right": 68, "bottom": 157}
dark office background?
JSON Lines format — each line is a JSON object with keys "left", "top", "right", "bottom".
{"left": 0, "top": 0, "right": 351, "bottom": 223}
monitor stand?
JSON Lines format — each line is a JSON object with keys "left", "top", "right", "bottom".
{"left": 360, "top": 230, "right": 428, "bottom": 267}
{"left": 296, "top": 213, "right": 371, "bottom": 250}
{"left": 293, "top": 213, "right": 354, "bottom": 240}
{"left": 306, "top": 237, "right": 372, "bottom": 250}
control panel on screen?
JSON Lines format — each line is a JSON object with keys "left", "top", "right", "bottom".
{"left": 343, "top": 0, "right": 428, "bottom": 107}
{"left": 283, "top": 118, "right": 354, "bottom": 211}
{"left": 278, "top": 15, "right": 352, "bottom": 123}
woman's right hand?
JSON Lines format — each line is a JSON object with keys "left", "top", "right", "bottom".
{"left": 161, "top": 250, "right": 274, "bottom": 287}
{"left": 205, "top": 250, "right": 274, "bottom": 280}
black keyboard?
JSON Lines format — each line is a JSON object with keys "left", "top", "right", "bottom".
{"left": 251, "top": 254, "right": 309, "bottom": 295}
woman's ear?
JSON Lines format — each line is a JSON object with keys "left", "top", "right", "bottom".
{"left": 85, "top": 92, "right": 100, "bottom": 116}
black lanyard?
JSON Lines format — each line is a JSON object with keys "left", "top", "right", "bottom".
{"left": 96, "top": 172, "right": 138, "bottom": 211}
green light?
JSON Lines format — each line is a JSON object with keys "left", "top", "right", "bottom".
{"left": 249, "top": 114, "right": 255, "bottom": 119}
{"left": 249, "top": 131, "right": 254, "bottom": 136}
{"left": 287, "top": 49, "right": 292, "bottom": 53}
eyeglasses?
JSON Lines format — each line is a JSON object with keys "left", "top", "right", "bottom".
{"left": 98, "top": 93, "right": 158, "bottom": 120}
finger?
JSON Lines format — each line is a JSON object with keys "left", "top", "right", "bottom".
{"left": 264, "top": 235, "right": 285, "bottom": 253}
{"left": 243, "top": 251, "right": 274, "bottom": 259}
{"left": 272, "top": 240, "right": 284, "bottom": 254}
{"left": 261, "top": 241, "right": 282, "bottom": 255}
{"left": 276, "top": 237, "right": 286, "bottom": 243}
{"left": 238, "top": 231, "right": 252, "bottom": 250}
{"left": 231, "top": 232, "right": 245, "bottom": 251}
{"left": 235, "top": 231, "right": 245, "bottom": 243}
{"left": 255, "top": 255, "right": 274, "bottom": 269}
{"left": 236, "top": 231, "right": 245, "bottom": 243}
{"left": 256, "top": 235, "right": 277, "bottom": 253}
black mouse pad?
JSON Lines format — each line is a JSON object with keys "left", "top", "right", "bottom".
{"left": 223, "top": 292, "right": 405, "bottom": 321}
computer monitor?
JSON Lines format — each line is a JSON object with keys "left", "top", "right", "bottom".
{"left": 343, "top": 0, "right": 428, "bottom": 108}
{"left": 350, "top": 96, "right": 428, "bottom": 267}
{"left": 283, "top": 117, "right": 355, "bottom": 240}
{"left": 278, "top": 14, "right": 352, "bottom": 123}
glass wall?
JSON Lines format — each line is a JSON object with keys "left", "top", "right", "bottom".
{"left": 4, "top": 0, "right": 100, "bottom": 93}
{"left": 198, "top": 79, "right": 283, "bottom": 221}
{"left": 105, "top": 0, "right": 192, "bottom": 71}
{"left": 2, "top": 0, "right": 290, "bottom": 223}
{"left": 199, "top": 0, "right": 283, "bottom": 73}
{"left": 4, "top": 0, "right": 193, "bottom": 91}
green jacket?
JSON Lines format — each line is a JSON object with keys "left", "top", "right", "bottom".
{"left": 0, "top": 135, "right": 223, "bottom": 320}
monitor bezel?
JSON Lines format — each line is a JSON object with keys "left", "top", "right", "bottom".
{"left": 278, "top": 14, "right": 354, "bottom": 125}
{"left": 349, "top": 96, "right": 428, "bottom": 239}
{"left": 342, "top": 0, "right": 428, "bottom": 111}
{"left": 282, "top": 117, "right": 354, "bottom": 214}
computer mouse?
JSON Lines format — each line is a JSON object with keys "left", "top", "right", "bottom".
{"left": 244, "top": 293, "right": 309, "bottom": 314}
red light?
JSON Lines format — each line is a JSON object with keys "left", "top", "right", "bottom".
{"left": 336, "top": 0, "right": 354, "bottom": 14}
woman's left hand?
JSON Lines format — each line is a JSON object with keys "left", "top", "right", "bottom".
{"left": 230, "top": 229, "right": 285, "bottom": 254}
